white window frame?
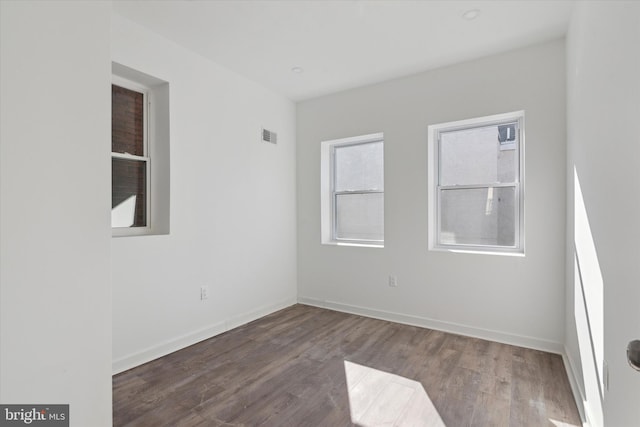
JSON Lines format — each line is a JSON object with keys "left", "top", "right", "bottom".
{"left": 428, "top": 111, "right": 525, "bottom": 255}
{"left": 321, "top": 132, "right": 384, "bottom": 248}
{"left": 111, "top": 75, "right": 152, "bottom": 237}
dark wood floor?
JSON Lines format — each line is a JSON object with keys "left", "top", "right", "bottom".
{"left": 113, "top": 304, "right": 582, "bottom": 426}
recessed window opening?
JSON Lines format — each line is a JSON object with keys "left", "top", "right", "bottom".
{"left": 428, "top": 111, "right": 525, "bottom": 255}
{"left": 321, "top": 133, "right": 384, "bottom": 247}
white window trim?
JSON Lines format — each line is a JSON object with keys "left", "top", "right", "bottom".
{"left": 111, "top": 75, "right": 152, "bottom": 237}
{"left": 321, "top": 132, "right": 384, "bottom": 248}
{"left": 428, "top": 111, "right": 525, "bottom": 256}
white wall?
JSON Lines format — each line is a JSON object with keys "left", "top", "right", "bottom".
{"left": 297, "top": 40, "right": 567, "bottom": 352}
{"left": 565, "top": 2, "right": 640, "bottom": 426}
{"left": 110, "top": 14, "right": 298, "bottom": 372}
{"left": 0, "top": 1, "right": 112, "bottom": 425}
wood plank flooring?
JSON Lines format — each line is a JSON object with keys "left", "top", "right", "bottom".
{"left": 113, "top": 304, "right": 582, "bottom": 426}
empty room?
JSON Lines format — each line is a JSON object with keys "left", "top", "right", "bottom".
{"left": 1, "top": 1, "right": 639, "bottom": 426}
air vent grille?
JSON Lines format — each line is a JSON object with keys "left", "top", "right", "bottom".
{"left": 262, "top": 128, "right": 277, "bottom": 144}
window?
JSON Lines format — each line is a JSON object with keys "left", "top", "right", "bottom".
{"left": 111, "top": 79, "right": 149, "bottom": 232}
{"left": 428, "top": 111, "right": 524, "bottom": 254}
{"left": 111, "top": 62, "right": 170, "bottom": 237}
{"left": 321, "top": 133, "right": 384, "bottom": 246}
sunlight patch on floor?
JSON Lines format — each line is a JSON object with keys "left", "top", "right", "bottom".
{"left": 344, "top": 360, "right": 446, "bottom": 427}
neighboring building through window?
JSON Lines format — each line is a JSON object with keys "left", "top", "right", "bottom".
{"left": 321, "top": 133, "right": 384, "bottom": 246}
{"left": 428, "top": 111, "right": 524, "bottom": 254}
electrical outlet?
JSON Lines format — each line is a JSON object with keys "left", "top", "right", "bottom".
{"left": 389, "top": 275, "right": 398, "bottom": 287}
{"left": 200, "top": 286, "right": 209, "bottom": 301}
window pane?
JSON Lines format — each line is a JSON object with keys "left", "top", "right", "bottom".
{"left": 336, "top": 193, "right": 384, "bottom": 241}
{"left": 440, "top": 187, "right": 515, "bottom": 247}
{"left": 112, "top": 158, "right": 147, "bottom": 228}
{"left": 440, "top": 123, "right": 518, "bottom": 186}
{"left": 112, "top": 85, "right": 144, "bottom": 156}
{"left": 335, "top": 141, "right": 384, "bottom": 191}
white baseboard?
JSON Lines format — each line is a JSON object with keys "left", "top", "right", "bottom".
{"left": 298, "top": 296, "right": 564, "bottom": 355}
{"left": 224, "top": 297, "right": 297, "bottom": 331}
{"left": 112, "top": 297, "right": 296, "bottom": 375}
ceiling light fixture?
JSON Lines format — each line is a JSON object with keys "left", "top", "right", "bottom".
{"left": 291, "top": 66, "right": 304, "bottom": 74}
{"left": 462, "top": 9, "right": 481, "bottom": 20}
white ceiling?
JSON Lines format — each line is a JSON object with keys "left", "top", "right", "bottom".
{"left": 113, "top": 0, "right": 576, "bottom": 101}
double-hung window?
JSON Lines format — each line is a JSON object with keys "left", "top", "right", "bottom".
{"left": 111, "top": 62, "right": 170, "bottom": 237}
{"left": 428, "top": 111, "right": 524, "bottom": 254}
{"left": 321, "top": 133, "right": 384, "bottom": 246}
{"left": 111, "top": 77, "right": 150, "bottom": 234}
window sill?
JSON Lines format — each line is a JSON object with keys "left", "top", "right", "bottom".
{"left": 322, "top": 241, "right": 384, "bottom": 249}
{"left": 112, "top": 227, "right": 156, "bottom": 238}
{"left": 430, "top": 246, "right": 524, "bottom": 257}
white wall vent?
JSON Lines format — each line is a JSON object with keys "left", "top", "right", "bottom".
{"left": 261, "top": 128, "right": 277, "bottom": 144}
